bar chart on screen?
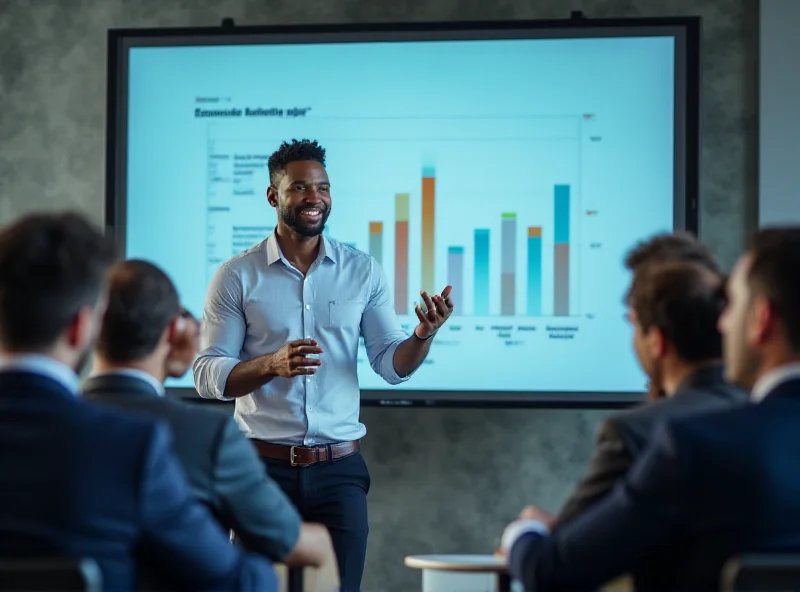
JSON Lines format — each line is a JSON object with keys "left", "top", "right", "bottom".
{"left": 203, "top": 113, "right": 587, "bottom": 319}
{"left": 199, "top": 112, "right": 633, "bottom": 391}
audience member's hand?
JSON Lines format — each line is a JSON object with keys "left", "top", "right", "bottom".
{"left": 165, "top": 310, "right": 201, "bottom": 378}
{"left": 518, "top": 505, "right": 555, "bottom": 529}
{"left": 267, "top": 339, "right": 323, "bottom": 378}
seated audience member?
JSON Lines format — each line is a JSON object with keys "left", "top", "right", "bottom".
{"left": 83, "top": 259, "right": 337, "bottom": 573}
{"left": 0, "top": 213, "right": 275, "bottom": 591}
{"left": 622, "top": 230, "right": 721, "bottom": 402}
{"left": 502, "top": 229, "right": 800, "bottom": 591}
{"left": 521, "top": 232, "right": 744, "bottom": 530}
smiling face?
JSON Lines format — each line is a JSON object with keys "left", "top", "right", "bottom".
{"left": 268, "top": 160, "right": 332, "bottom": 238}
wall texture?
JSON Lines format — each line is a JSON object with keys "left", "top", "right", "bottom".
{"left": 0, "top": 0, "right": 758, "bottom": 590}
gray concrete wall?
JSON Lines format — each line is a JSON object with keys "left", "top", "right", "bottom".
{"left": 0, "top": 1, "right": 757, "bottom": 590}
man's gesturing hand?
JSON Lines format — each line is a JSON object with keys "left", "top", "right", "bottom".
{"left": 267, "top": 339, "right": 323, "bottom": 378}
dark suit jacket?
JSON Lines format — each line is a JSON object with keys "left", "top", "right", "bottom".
{"left": 509, "top": 377, "right": 800, "bottom": 592}
{"left": 555, "top": 365, "right": 746, "bottom": 527}
{"left": 82, "top": 372, "right": 302, "bottom": 561}
{"left": 0, "top": 370, "right": 275, "bottom": 592}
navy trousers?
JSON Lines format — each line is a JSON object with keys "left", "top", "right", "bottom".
{"left": 264, "top": 451, "right": 370, "bottom": 592}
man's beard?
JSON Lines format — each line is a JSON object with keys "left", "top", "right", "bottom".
{"left": 281, "top": 204, "right": 330, "bottom": 237}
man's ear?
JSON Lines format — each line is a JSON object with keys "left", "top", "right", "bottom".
{"left": 647, "top": 325, "right": 667, "bottom": 359}
{"left": 165, "top": 316, "right": 184, "bottom": 346}
{"left": 267, "top": 185, "right": 278, "bottom": 208}
{"left": 66, "top": 307, "right": 96, "bottom": 350}
{"left": 749, "top": 295, "right": 774, "bottom": 347}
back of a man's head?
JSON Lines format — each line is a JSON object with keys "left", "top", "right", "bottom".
{"left": 746, "top": 227, "right": 800, "bottom": 353}
{"left": 0, "top": 212, "right": 115, "bottom": 352}
{"left": 96, "top": 259, "right": 181, "bottom": 363}
{"left": 629, "top": 260, "right": 726, "bottom": 362}
{"left": 625, "top": 231, "right": 719, "bottom": 274}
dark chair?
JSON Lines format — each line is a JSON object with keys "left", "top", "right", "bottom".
{"left": 287, "top": 566, "right": 303, "bottom": 592}
{"left": 721, "top": 553, "right": 800, "bottom": 591}
{"left": 0, "top": 558, "right": 102, "bottom": 592}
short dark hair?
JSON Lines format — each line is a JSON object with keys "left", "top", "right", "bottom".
{"left": 0, "top": 212, "right": 116, "bottom": 351}
{"left": 628, "top": 260, "right": 725, "bottom": 362}
{"left": 267, "top": 139, "right": 326, "bottom": 186}
{"left": 746, "top": 227, "right": 800, "bottom": 353}
{"left": 624, "top": 231, "right": 719, "bottom": 305}
{"left": 624, "top": 231, "right": 719, "bottom": 273}
{"left": 96, "top": 260, "right": 180, "bottom": 362}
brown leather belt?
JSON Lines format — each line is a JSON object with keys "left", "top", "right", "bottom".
{"left": 251, "top": 439, "right": 360, "bottom": 467}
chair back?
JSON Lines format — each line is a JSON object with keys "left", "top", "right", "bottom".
{"left": 0, "top": 558, "right": 102, "bottom": 592}
{"left": 721, "top": 553, "right": 800, "bottom": 592}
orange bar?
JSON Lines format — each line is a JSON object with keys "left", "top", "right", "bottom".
{"left": 528, "top": 226, "right": 542, "bottom": 238}
{"left": 422, "top": 174, "right": 435, "bottom": 294}
{"left": 395, "top": 194, "right": 410, "bottom": 314}
{"left": 369, "top": 221, "right": 383, "bottom": 234}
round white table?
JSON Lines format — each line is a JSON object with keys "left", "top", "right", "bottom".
{"left": 404, "top": 554, "right": 512, "bottom": 592}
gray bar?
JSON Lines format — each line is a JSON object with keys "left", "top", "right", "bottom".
{"left": 447, "top": 249, "right": 463, "bottom": 316}
{"left": 501, "top": 217, "right": 516, "bottom": 315}
{"left": 554, "top": 243, "right": 570, "bottom": 316}
{"left": 369, "top": 232, "right": 383, "bottom": 265}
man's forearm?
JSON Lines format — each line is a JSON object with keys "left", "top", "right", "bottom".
{"left": 224, "top": 355, "right": 276, "bottom": 398}
{"left": 392, "top": 333, "right": 433, "bottom": 377}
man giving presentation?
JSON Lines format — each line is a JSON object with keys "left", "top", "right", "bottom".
{"left": 193, "top": 138, "right": 453, "bottom": 591}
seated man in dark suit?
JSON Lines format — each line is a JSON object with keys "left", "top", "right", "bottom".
{"left": 502, "top": 229, "right": 800, "bottom": 591}
{"left": 83, "top": 259, "right": 337, "bottom": 574}
{"left": 518, "top": 232, "right": 745, "bottom": 530}
{"left": 0, "top": 212, "right": 275, "bottom": 591}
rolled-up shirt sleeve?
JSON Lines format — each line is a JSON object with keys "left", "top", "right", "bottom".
{"left": 193, "top": 265, "right": 245, "bottom": 400}
{"left": 360, "top": 260, "right": 411, "bottom": 385}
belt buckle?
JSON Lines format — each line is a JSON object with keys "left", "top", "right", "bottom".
{"left": 289, "top": 446, "right": 300, "bottom": 466}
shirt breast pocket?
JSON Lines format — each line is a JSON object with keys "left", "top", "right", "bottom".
{"left": 327, "top": 301, "right": 365, "bottom": 331}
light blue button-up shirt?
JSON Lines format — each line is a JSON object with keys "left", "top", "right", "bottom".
{"left": 193, "top": 232, "right": 410, "bottom": 445}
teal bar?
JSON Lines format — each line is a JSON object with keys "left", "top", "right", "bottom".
{"left": 554, "top": 184, "right": 570, "bottom": 244}
{"left": 474, "top": 229, "right": 490, "bottom": 315}
{"left": 527, "top": 235, "right": 542, "bottom": 316}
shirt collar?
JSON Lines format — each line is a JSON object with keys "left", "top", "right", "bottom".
{"left": 265, "top": 231, "right": 337, "bottom": 267}
{"left": 0, "top": 354, "right": 80, "bottom": 395}
{"left": 751, "top": 363, "right": 800, "bottom": 403}
{"left": 90, "top": 368, "right": 166, "bottom": 397}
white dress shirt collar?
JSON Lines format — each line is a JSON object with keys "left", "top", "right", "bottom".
{"left": 751, "top": 362, "right": 800, "bottom": 403}
{"left": 91, "top": 368, "right": 166, "bottom": 397}
{"left": 0, "top": 354, "right": 80, "bottom": 395}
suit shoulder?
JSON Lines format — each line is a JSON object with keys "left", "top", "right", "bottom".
{"left": 665, "top": 403, "right": 752, "bottom": 438}
{"left": 170, "top": 399, "right": 231, "bottom": 429}
{"left": 607, "top": 398, "right": 671, "bottom": 432}
{"left": 141, "top": 397, "right": 232, "bottom": 436}
{"left": 606, "top": 397, "right": 688, "bottom": 452}
{"left": 74, "top": 400, "right": 162, "bottom": 449}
